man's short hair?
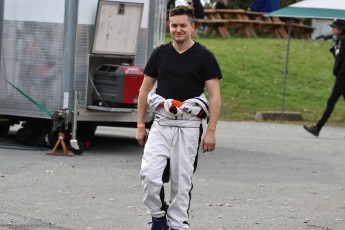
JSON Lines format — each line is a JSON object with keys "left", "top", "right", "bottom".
{"left": 169, "top": 5, "right": 195, "bottom": 22}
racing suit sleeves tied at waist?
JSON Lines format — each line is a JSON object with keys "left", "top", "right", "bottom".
{"left": 147, "top": 90, "right": 209, "bottom": 119}
{"left": 154, "top": 114, "right": 202, "bottom": 128}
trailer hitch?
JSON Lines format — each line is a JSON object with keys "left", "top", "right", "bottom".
{"left": 48, "top": 91, "right": 83, "bottom": 156}
{"left": 51, "top": 109, "right": 73, "bottom": 133}
{"left": 48, "top": 109, "right": 74, "bottom": 156}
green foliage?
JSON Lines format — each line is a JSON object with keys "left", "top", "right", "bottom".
{"left": 166, "top": 35, "right": 345, "bottom": 124}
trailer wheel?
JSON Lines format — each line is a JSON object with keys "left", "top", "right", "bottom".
{"left": 15, "top": 121, "right": 43, "bottom": 145}
{"left": 71, "top": 141, "right": 85, "bottom": 155}
{"left": 77, "top": 125, "right": 97, "bottom": 139}
{"left": 15, "top": 127, "right": 29, "bottom": 144}
{"left": 0, "top": 123, "right": 10, "bottom": 136}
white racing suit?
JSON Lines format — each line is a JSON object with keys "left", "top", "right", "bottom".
{"left": 140, "top": 91, "right": 209, "bottom": 229}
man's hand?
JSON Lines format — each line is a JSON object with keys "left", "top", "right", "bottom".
{"left": 201, "top": 130, "right": 216, "bottom": 153}
{"left": 136, "top": 75, "right": 156, "bottom": 147}
{"left": 203, "top": 78, "right": 220, "bottom": 153}
{"left": 136, "top": 127, "right": 148, "bottom": 147}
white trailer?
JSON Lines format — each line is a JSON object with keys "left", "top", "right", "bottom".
{"left": 0, "top": 0, "right": 167, "bottom": 150}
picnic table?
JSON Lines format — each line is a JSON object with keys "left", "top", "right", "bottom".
{"left": 194, "top": 18, "right": 230, "bottom": 38}
{"left": 245, "top": 11, "right": 314, "bottom": 39}
{"left": 279, "top": 17, "right": 315, "bottom": 39}
{"left": 166, "top": 9, "right": 314, "bottom": 39}
{"left": 202, "top": 9, "right": 257, "bottom": 37}
{"left": 245, "top": 11, "right": 288, "bottom": 38}
{"left": 199, "top": 9, "right": 314, "bottom": 39}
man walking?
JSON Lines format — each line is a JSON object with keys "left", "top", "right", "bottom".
{"left": 136, "top": 4, "right": 222, "bottom": 230}
{"left": 304, "top": 19, "right": 345, "bottom": 137}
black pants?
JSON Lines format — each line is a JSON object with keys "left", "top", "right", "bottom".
{"left": 316, "top": 76, "right": 345, "bottom": 129}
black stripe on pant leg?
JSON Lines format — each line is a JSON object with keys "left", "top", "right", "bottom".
{"left": 186, "top": 182, "right": 193, "bottom": 220}
{"left": 193, "top": 124, "right": 203, "bottom": 173}
{"left": 185, "top": 124, "right": 203, "bottom": 221}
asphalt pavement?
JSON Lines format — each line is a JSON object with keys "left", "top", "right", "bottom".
{"left": 0, "top": 121, "right": 345, "bottom": 230}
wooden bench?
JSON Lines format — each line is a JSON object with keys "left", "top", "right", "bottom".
{"left": 209, "top": 9, "right": 289, "bottom": 38}
{"left": 262, "top": 16, "right": 289, "bottom": 39}
{"left": 226, "top": 19, "right": 258, "bottom": 37}
{"left": 247, "top": 11, "right": 314, "bottom": 39}
{"left": 279, "top": 18, "right": 315, "bottom": 39}
{"left": 290, "top": 23, "right": 315, "bottom": 39}
{"left": 217, "top": 9, "right": 257, "bottom": 37}
{"left": 194, "top": 19, "right": 230, "bottom": 38}
{"left": 167, "top": 9, "right": 314, "bottom": 39}
{"left": 211, "top": 9, "right": 258, "bottom": 37}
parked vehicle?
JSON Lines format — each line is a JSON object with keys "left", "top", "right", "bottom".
{"left": 0, "top": 0, "right": 166, "bottom": 151}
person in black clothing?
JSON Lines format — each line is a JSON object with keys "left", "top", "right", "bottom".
{"left": 167, "top": 0, "right": 175, "bottom": 10}
{"left": 191, "top": 0, "right": 205, "bottom": 19}
{"left": 214, "top": 0, "right": 228, "bottom": 9}
{"left": 249, "top": 0, "right": 280, "bottom": 13}
{"left": 304, "top": 19, "right": 345, "bottom": 137}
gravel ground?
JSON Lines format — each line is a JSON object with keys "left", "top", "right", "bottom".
{"left": 0, "top": 121, "right": 345, "bottom": 230}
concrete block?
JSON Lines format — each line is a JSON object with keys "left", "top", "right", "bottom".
{"left": 255, "top": 111, "right": 303, "bottom": 121}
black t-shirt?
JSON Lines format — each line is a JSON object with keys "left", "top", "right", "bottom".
{"left": 144, "top": 42, "right": 222, "bottom": 101}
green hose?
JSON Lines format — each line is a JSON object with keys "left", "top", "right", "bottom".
{"left": 4, "top": 78, "right": 52, "bottom": 117}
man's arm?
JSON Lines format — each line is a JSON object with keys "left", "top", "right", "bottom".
{"left": 338, "top": 37, "right": 345, "bottom": 77}
{"left": 136, "top": 75, "right": 156, "bottom": 146}
{"left": 202, "top": 78, "right": 221, "bottom": 152}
